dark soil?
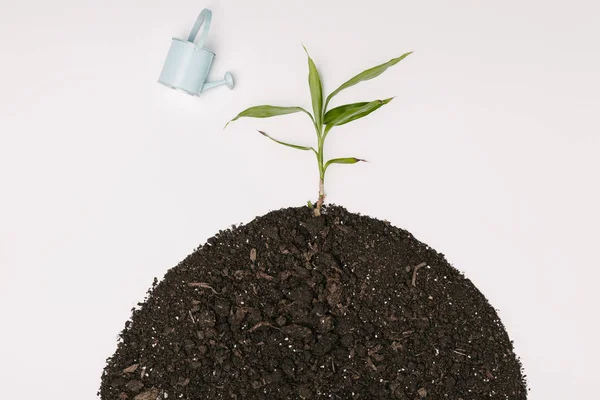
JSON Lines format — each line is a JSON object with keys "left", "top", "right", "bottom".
{"left": 100, "top": 205, "right": 526, "bottom": 399}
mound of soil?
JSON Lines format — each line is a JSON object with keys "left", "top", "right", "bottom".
{"left": 100, "top": 206, "right": 526, "bottom": 399}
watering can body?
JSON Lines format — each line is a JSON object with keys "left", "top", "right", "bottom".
{"left": 158, "top": 9, "right": 234, "bottom": 96}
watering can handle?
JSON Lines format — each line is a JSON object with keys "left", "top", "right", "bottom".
{"left": 188, "top": 9, "right": 212, "bottom": 47}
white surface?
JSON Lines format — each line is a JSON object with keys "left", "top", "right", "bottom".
{"left": 0, "top": 0, "right": 598, "bottom": 398}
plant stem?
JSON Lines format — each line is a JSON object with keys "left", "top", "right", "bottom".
{"left": 314, "top": 178, "right": 325, "bottom": 216}
{"left": 314, "top": 125, "right": 326, "bottom": 216}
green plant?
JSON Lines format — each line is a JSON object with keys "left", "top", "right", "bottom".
{"left": 226, "top": 46, "right": 412, "bottom": 216}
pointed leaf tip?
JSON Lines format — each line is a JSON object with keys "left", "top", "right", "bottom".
{"left": 323, "top": 98, "right": 394, "bottom": 127}
{"left": 325, "top": 51, "right": 412, "bottom": 108}
{"left": 226, "top": 105, "right": 314, "bottom": 125}
{"left": 324, "top": 157, "right": 368, "bottom": 171}
{"left": 303, "top": 46, "right": 323, "bottom": 127}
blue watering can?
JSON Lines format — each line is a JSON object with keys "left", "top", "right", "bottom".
{"left": 158, "top": 9, "right": 234, "bottom": 96}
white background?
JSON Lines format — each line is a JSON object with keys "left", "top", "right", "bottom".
{"left": 1, "top": 0, "right": 598, "bottom": 398}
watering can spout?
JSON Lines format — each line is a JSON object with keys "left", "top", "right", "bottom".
{"left": 202, "top": 72, "right": 235, "bottom": 92}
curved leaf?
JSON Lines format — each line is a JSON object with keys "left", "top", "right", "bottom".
{"left": 324, "top": 102, "right": 368, "bottom": 125}
{"left": 226, "top": 106, "right": 312, "bottom": 127}
{"left": 324, "top": 98, "right": 393, "bottom": 127}
{"left": 325, "top": 52, "right": 412, "bottom": 109}
{"left": 258, "top": 131, "right": 316, "bottom": 153}
{"left": 303, "top": 45, "right": 323, "bottom": 128}
{"left": 324, "top": 157, "right": 367, "bottom": 171}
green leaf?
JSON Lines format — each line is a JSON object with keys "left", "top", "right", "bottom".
{"left": 324, "top": 157, "right": 367, "bottom": 171}
{"left": 258, "top": 131, "right": 316, "bottom": 153}
{"left": 302, "top": 45, "right": 324, "bottom": 128}
{"left": 225, "top": 106, "right": 312, "bottom": 128}
{"left": 324, "top": 98, "right": 393, "bottom": 127}
{"left": 325, "top": 52, "right": 412, "bottom": 109}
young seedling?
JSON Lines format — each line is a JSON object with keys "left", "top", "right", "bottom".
{"left": 226, "top": 46, "right": 412, "bottom": 216}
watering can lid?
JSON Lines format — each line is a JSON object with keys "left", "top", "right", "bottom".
{"left": 171, "top": 38, "right": 215, "bottom": 55}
